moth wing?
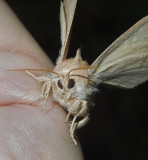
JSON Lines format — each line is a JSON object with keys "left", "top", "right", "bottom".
{"left": 57, "top": 0, "right": 77, "bottom": 64}
{"left": 89, "top": 16, "right": 148, "bottom": 88}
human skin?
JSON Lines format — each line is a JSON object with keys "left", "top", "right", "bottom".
{"left": 0, "top": 0, "right": 84, "bottom": 159}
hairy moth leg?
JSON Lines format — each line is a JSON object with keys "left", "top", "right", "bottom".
{"left": 65, "top": 101, "right": 78, "bottom": 122}
{"left": 70, "top": 100, "right": 87, "bottom": 132}
{"left": 65, "top": 98, "right": 80, "bottom": 122}
{"left": 65, "top": 100, "right": 80, "bottom": 124}
{"left": 25, "top": 71, "right": 51, "bottom": 110}
{"left": 73, "top": 115, "right": 89, "bottom": 130}
{"left": 71, "top": 115, "right": 89, "bottom": 145}
{"left": 40, "top": 81, "right": 51, "bottom": 111}
{"left": 66, "top": 100, "right": 88, "bottom": 144}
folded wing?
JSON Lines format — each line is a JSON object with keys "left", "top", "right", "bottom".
{"left": 57, "top": 0, "right": 77, "bottom": 64}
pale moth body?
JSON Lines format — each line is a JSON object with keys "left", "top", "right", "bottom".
{"left": 11, "top": 0, "right": 148, "bottom": 145}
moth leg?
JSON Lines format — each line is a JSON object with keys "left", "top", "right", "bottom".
{"left": 69, "top": 100, "right": 88, "bottom": 144}
{"left": 70, "top": 123, "right": 77, "bottom": 145}
{"left": 74, "top": 115, "right": 89, "bottom": 130}
{"left": 70, "top": 100, "right": 87, "bottom": 133}
{"left": 40, "top": 81, "right": 51, "bottom": 111}
{"left": 65, "top": 112, "right": 71, "bottom": 122}
{"left": 25, "top": 71, "right": 51, "bottom": 110}
{"left": 70, "top": 115, "right": 89, "bottom": 145}
{"left": 25, "top": 71, "right": 49, "bottom": 83}
{"left": 65, "top": 100, "right": 80, "bottom": 122}
{"left": 30, "top": 82, "right": 47, "bottom": 105}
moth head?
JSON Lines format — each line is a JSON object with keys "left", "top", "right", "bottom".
{"left": 53, "top": 49, "right": 91, "bottom": 97}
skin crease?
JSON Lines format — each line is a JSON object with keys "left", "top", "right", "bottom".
{"left": 0, "top": 0, "right": 84, "bottom": 160}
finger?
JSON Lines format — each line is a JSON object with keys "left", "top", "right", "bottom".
{"left": 0, "top": 0, "right": 53, "bottom": 68}
{"left": 0, "top": 0, "right": 54, "bottom": 105}
{"left": 0, "top": 1, "right": 84, "bottom": 159}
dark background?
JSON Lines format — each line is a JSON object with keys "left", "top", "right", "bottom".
{"left": 6, "top": 0, "right": 148, "bottom": 159}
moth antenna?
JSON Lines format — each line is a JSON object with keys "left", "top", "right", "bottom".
{"left": 70, "top": 74, "right": 94, "bottom": 84}
{"left": 70, "top": 74, "right": 89, "bottom": 79}
{"left": 8, "top": 69, "right": 59, "bottom": 76}
{"left": 68, "top": 67, "right": 95, "bottom": 75}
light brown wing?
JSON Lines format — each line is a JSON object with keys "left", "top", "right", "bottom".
{"left": 89, "top": 16, "right": 148, "bottom": 88}
{"left": 57, "top": 0, "right": 77, "bottom": 64}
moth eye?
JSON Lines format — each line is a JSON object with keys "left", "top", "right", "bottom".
{"left": 68, "top": 79, "right": 75, "bottom": 89}
{"left": 57, "top": 80, "right": 63, "bottom": 89}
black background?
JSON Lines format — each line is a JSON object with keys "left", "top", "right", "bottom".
{"left": 6, "top": 0, "right": 148, "bottom": 159}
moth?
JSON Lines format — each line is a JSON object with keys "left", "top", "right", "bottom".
{"left": 10, "top": 0, "right": 148, "bottom": 145}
